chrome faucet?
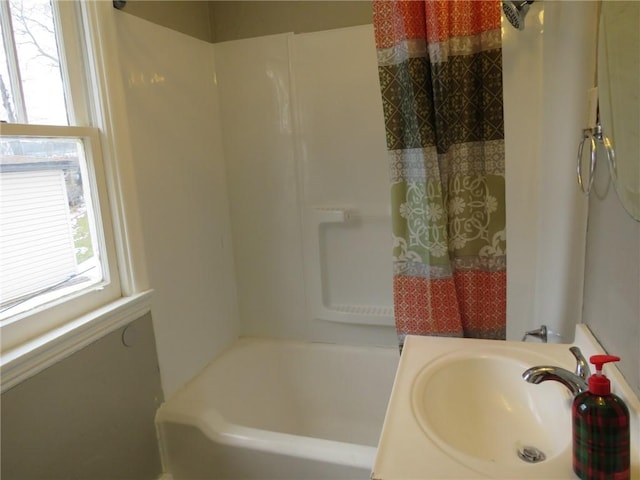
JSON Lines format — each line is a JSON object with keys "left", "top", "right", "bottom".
{"left": 521, "top": 324, "right": 548, "bottom": 343}
{"left": 522, "top": 346, "right": 591, "bottom": 396}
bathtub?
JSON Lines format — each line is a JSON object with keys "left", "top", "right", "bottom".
{"left": 156, "top": 337, "right": 400, "bottom": 479}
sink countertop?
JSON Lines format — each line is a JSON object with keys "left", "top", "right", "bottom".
{"left": 371, "top": 325, "right": 640, "bottom": 479}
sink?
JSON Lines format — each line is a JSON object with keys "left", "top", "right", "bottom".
{"left": 410, "top": 351, "right": 571, "bottom": 474}
{"left": 372, "top": 331, "right": 639, "bottom": 479}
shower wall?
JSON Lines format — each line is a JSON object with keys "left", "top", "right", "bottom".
{"left": 113, "top": 11, "right": 239, "bottom": 396}
{"left": 214, "top": 25, "right": 396, "bottom": 346}
{"left": 503, "top": 1, "right": 598, "bottom": 342}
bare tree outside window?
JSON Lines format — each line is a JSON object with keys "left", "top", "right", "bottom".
{"left": 10, "top": 0, "right": 60, "bottom": 69}
{"left": 1, "top": 0, "right": 67, "bottom": 125}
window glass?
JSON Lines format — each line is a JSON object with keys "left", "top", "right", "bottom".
{"left": 0, "top": 19, "right": 16, "bottom": 122}
{"left": 4, "top": 0, "right": 68, "bottom": 125}
{"left": 0, "top": 136, "right": 105, "bottom": 320}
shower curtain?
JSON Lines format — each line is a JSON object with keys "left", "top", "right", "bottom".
{"left": 373, "top": 0, "right": 506, "bottom": 347}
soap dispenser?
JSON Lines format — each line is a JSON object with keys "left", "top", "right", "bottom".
{"left": 572, "top": 355, "right": 630, "bottom": 480}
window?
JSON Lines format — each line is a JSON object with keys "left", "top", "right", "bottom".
{"left": 0, "top": 0, "right": 121, "bottom": 350}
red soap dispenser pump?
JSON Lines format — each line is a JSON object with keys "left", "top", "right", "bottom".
{"left": 572, "top": 354, "right": 630, "bottom": 480}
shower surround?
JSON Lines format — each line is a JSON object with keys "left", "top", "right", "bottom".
{"left": 114, "top": 3, "right": 598, "bottom": 397}
{"left": 214, "top": 25, "right": 396, "bottom": 347}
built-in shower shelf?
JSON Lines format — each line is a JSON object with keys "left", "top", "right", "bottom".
{"left": 310, "top": 207, "right": 390, "bottom": 224}
{"left": 330, "top": 304, "right": 394, "bottom": 316}
{"left": 304, "top": 206, "right": 394, "bottom": 328}
{"left": 311, "top": 207, "right": 352, "bottom": 223}
{"left": 320, "top": 304, "right": 394, "bottom": 326}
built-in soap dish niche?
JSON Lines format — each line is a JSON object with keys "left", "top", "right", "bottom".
{"left": 304, "top": 206, "right": 394, "bottom": 327}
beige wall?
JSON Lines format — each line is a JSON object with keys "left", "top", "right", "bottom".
{"left": 121, "top": 1, "right": 372, "bottom": 43}
{"left": 209, "top": 1, "right": 373, "bottom": 42}
{"left": 1, "top": 314, "right": 163, "bottom": 480}
{"left": 122, "top": 1, "right": 214, "bottom": 42}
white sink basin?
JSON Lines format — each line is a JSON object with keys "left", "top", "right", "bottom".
{"left": 371, "top": 327, "right": 640, "bottom": 479}
{"left": 411, "top": 351, "right": 571, "bottom": 474}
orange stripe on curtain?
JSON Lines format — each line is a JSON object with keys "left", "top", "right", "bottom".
{"left": 374, "top": 0, "right": 501, "bottom": 48}
{"left": 424, "top": 0, "right": 501, "bottom": 42}
{"left": 453, "top": 270, "right": 507, "bottom": 339}
{"left": 394, "top": 275, "right": 464, "bottom": 337}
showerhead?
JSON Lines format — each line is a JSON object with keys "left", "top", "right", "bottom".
{"left": 502, "top": 0, "right": 534, "bottom": 30}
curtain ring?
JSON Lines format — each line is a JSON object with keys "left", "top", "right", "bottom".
{"left": 577, "top": 131, "right": 597, "bottom": 195}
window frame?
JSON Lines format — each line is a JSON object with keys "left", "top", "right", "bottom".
{"left": 1, "top": 0, "right": 151, "bottom": 388}
{"left": 1, "top": 123, "right": 122, "bottom": 350}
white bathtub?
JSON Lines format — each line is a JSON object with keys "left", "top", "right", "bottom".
{"left": 156, "top": 337, "right": 400, "bottom": 479}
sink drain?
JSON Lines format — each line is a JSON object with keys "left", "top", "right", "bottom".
{"left": 517, "top": 445, "right": 546, "bottom": 463}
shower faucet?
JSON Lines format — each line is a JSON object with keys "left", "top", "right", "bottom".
{"left": 521, "top": 324, "right": 548, "bottom": 343}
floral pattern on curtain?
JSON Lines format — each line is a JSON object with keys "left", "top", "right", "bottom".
{"left": 373, "top": 0, "right": 506, "bottom": 347}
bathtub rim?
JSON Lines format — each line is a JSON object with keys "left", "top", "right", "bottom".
{"left": 156, "top": 407, "right": 378, "bottom": 470}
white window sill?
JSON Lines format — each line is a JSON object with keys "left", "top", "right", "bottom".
{"left": 0, "top": 290, "right": 154, "bottom": 393}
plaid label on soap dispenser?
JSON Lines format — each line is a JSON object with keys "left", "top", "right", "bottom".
{"left": 572, "top": 394, "right": 630, "bottom": 480}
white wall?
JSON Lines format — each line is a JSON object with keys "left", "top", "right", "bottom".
{"left": 292, "top": 27, "right": 395, "bottom": 346}
{"left": 213, "top": 33, "right": 309, "bottom": 341}
{"left": 503, "top": 1, "right": 598, "bottom": 342}
{"left": 214, "top": 26, "right": 396, "bottom": 346}
{"left": 114, "top": 12, "right": 239, "bottom": 397}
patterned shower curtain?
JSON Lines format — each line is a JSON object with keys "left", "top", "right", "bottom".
{"left": 373, "top": 0, "right": 506, "bottom": 348}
